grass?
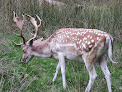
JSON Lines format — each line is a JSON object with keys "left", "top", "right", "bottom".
{"left": 0, "top": 0, "right": 122, "bottom": 92}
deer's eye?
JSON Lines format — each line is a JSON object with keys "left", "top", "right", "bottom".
{"left": 23, "top": 50, "right": 26, "bottom": 53}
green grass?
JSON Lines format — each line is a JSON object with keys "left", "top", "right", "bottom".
{"left": 0, "top": 31, "right": 122, "bottom": 92}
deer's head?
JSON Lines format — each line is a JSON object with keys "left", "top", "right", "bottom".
{"left": 13, "top": 11, "right": 42, "bottom": 63}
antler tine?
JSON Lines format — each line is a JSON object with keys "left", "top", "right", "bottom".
{"left": 13, "top": 11, "right": 26, "bottom": 45}
{"left": 35, "top": 15, "right": 42, "bottom": 28}
{"left": 26, "top": 14, "right": 42, "bottom": 40}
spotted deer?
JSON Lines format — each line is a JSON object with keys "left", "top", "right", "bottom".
{"left": 13, "top": 11, "right": 117, "bottom": 92}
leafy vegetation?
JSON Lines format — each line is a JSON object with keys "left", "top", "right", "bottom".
{"left": 0, "top": 0, "right": 122, "bottom": 92}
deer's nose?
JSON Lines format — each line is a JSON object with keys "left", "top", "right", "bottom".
{"left": 21, "top": 58, "right": 27, "bottom": 63}
{"left": 21, "top": 60, "right": 26, "bottom": 63}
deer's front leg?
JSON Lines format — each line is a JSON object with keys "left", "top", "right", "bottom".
{"left": 52, "top": 63, "right": 60, "bottom": 82}
{"left": 58, "top": 52, "right": 66, "bottom": 89}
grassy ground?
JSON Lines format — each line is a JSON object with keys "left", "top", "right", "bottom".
{"left": 0, "top": 0, "right": 122, "bottom": 92}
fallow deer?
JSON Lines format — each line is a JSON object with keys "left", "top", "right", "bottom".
{"left": 13, "top": 11, "right": 117, "bottom": 92}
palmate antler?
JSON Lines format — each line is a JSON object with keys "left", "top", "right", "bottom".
{"left": 13, "top": 12, "right": 42, "bottom": 45}
{"left": 26, "top": 14, "right": 42, "bottom": 42}
{"left": 13, "top": 11, "right": 26, "bottom": 45}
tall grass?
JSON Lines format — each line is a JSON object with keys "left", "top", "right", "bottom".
{"left": 0, "top": 0, "right": 122, "bottom": 92}
{"left": 0, "top": 0, "right": 121, "bottom": 41}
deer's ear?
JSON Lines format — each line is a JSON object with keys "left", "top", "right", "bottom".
{"left": 28, "top": 39, "right": 34, "bottom": 46}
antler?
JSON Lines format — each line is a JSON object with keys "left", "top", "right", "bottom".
{"left": 13, "top": 11, "right": 26, "bottom": 45}
{"left": 26, "top": 14, "right": 42, "bottom": 40}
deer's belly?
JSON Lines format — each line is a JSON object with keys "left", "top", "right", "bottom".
{"left": 63, "top": 51, "right": 83, "bottom": 61}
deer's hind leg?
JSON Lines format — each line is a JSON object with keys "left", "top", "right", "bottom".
{"left": 82, "top": 54, "right": 97, "bottom": 92}
{"left": 100, "top": 57, "right": 112, "bottom": 92}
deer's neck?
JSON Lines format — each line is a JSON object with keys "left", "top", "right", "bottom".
{"left": 31, "top": 39, "right": 52, "bottom": 58}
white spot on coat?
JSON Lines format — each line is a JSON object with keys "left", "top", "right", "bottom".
{"left": 90, "top": 36, "right": 92, "bottom": 39}
{"left": 94, "top": 43, "right": 97, "bottom": 47}
{"left": 88, "top": 41, "right": 91, "bottom": 44}
{"left": 89, "top": 45, "right": 92, "bottom": 48}
{"left": 91, "top": 39, "right": 94, "bottom": 43}
{"left": 97, "top": 37, "right": 99, "bottom": 40}
{"left": 82, "top": 43, "right": 86, "bottom": 49}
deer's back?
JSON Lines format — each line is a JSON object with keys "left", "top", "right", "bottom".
{"left": 49, "top": 28, "right": 110, "bottom": 60}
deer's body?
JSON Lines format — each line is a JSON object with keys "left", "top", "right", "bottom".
{"left": 13, "top": 12, "right": 117, "bottom": 92}
{"left": 49, "top": 28, "right": 109, "bottom": 59}
{"left": 32, "top": 28, "right": 111, "bottom": 62}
